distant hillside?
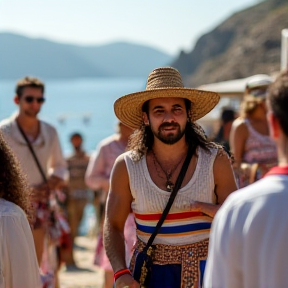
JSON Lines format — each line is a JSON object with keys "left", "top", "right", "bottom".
{"left": 0, "top": 33, "right": 173, "bottom": 79}
{"left": 172, "top": 0, "right": 288, "bottom": 86}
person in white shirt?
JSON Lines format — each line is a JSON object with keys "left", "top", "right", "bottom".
{"left": 0, "top": 76, "right": 68, "bottom": 266}
{"left": 0, "top": 131, "right": 42, "bottom": 288}
{"left": 204, "top": 70, "right": 288, "bottom": 288}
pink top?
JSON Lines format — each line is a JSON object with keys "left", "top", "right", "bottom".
{"left": 85, "top": 134, "right": 136, "bottom": 271}
{"left": 85, "top": 134, "right": 126, "bottom": 193}
{"left": 242, "top": 119, "right": 277, "bottom": 164}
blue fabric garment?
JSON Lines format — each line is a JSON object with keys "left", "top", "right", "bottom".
{"left": 149, "top": 264, "right": 181, "bottom": 288}
{"left": 136, "top": 222, "right": 212, "bottom": 234}
{"left": 199, "top": 260, "right": 207, "bottom": 287}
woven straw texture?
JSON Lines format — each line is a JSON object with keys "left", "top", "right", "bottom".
{"left": 114, "top": 67, "right": 220, "bottom": 129}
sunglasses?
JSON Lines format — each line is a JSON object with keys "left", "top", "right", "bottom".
{"left": 24, "top": 96, "right": 46, "bottom": 104}
{"left": 248, "top": 88, "right": 268, "bottom": 98}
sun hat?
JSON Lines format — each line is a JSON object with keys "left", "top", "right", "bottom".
{"left": 114, "top": 67, "right": 220, "bottom": 129}
{"left": 245, "top": 74, "right": 273, "bottom": 100}
{"left": 246, "top": 74, "right": 273, "bottom": 90}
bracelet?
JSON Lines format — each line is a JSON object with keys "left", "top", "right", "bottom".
{"left": 114, "top": 268, "right": 131, "bottom": 282}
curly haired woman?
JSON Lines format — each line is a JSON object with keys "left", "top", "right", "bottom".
{"left": 0, "top": 131, "right": 41, "bottom": 288}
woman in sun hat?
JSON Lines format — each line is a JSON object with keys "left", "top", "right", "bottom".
{"left": 104, "top": 67, "right": 237, "bottom": 288}
{"left": 229, "top": 74, "right": 278, "bottom": 188}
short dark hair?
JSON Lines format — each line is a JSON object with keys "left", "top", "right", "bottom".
{"left": 15, "top": 76, "right": 45, "bottom": 97}
{"left": 221, "top": 107, "right": 235, "bottom": 124}
{"left": 70, "top": 132, "right": 83, "bottom": 141}
{"left": 267, "top": 70, "right": 288, "bottom": 136}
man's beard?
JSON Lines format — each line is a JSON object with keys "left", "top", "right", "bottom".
{"left": 152, "top": 122, "right": 185, "bottom": 145}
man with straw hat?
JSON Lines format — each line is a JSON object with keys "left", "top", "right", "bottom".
{"left": 104, "top": 67, "right": 237, "bottom": 288}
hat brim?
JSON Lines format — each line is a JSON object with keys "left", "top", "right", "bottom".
{"left": 114, "top": 87, "right": 220, "bottom": 129}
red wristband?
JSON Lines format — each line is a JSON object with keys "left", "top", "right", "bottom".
{"left": 114, "top": 268, "right": 131, "bottom": 282}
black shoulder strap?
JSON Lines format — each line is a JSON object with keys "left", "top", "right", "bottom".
{"left": 144, "top": 145, "right": 194, "bottom": 251}
{"left": 16, "top": 121, "right": 48, "bottom": 184}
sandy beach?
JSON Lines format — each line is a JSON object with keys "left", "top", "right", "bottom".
{"left": 59, "top": 236, "right": 104, "bottom": 288}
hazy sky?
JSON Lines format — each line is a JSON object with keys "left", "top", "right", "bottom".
{"left": 0, "top": 0, "right": 260, "bottom": 55}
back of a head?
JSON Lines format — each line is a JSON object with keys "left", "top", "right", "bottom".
{"left": 221, "top": 107, "right": 235, "bottom": 124}
{"left": 267, "top": 70, "right": 288, "bottom": 136}
{"left": 70, "top": 132, "right": 83, "bottom": 141}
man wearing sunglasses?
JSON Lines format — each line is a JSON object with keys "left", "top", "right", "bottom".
{"left": 0, "top": 76, "right": 68, "bottom": 267}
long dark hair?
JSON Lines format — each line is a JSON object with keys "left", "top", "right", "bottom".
{"left": 0, "top": 132, "right": 33, "bottom": 223}
{"left": 128, "top": 99, "right": 217, "bottom": 161}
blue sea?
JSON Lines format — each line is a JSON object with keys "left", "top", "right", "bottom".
{"left": 0, "top": 77, "right": 232, "bottom": 157}
{"left": 0, "top": 77, "right": 146, "bottom": 156}
{"left": 0, "top": 77, "right": 230, "bottom": 233}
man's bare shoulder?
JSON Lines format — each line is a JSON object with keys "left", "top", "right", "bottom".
{"left": 110, "top": 152, "right": 132, "bottom": 198}
{"left": 213, "top": 148, "right": 232, "bottom": 169}
{"left": 112, "top": 151, "right": 138, "bottom": 181}
{"left": 113, "top": 151, "right": 130, "bottom": 168}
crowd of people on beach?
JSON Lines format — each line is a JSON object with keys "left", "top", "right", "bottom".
{"left": 0, "top": 66, "right": 288, "bottom": 288}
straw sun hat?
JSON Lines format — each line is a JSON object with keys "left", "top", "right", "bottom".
{"left": 114, "top": 67, "right": 220, "bottom": 129}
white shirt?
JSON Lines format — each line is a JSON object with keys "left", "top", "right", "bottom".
{"left": 0, "top": 199, "right": 42, "bottom": 288}
{"left": 0, "top": 114, "right": 68, "bottom": 186}
{"left": 204, "top": 174, "right": 288, "bottom": 288}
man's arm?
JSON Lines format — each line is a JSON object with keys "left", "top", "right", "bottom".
{"left": 103, "top": 154, "right": 139, "bottom": 288}
{"left": 192, "top": 150, "right": 237, "bottom": 217}
{"left": 213, "top": 149, "right": 238, "bottom": 204}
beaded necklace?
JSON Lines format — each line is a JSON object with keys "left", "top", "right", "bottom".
{"left": 151, "top": 150, "right": 185, "bottom": 192}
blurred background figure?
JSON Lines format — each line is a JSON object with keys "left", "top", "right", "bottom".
{"left": 229, "top": 74, "right": 278, "bottom": 188}
{"left": 85, "top": 122, "right": 136, "bottom": 288}
{"left": 204, "top": 69, "right": 288, "bottom": 288}
{"left": 0, "top": 131, "right": 42, "bottom": 288}
{"left": 213, "top": 107, "right": 236, "bottom": 152}
{"left": 65, "top": 132, "right": 90, "bottom": 269}
{"left": 0, "top": 77, "right": 68, "bottom": 286}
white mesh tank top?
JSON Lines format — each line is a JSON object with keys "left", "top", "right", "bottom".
{"left": 124, "top": 146, "right": 218, "bottom": 245}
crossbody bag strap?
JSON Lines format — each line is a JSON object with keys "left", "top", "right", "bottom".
{"left": 144, "top": 144, "right": 194, "bottom": 251}
{"left": 16, "top": 121, "right": 48, "bottom": 183}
